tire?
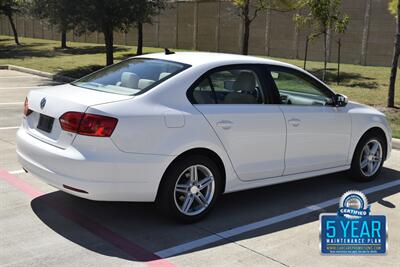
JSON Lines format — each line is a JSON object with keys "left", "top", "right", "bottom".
{"left": 350, "top": 133, "right": 386, "bottom": 182}
{"left": 156, "top": 155, "right": 222, "bottom": 223}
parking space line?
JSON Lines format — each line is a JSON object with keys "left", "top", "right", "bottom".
{"left": 0, "top": 102, "right": 24, "bottom": 106}
{"left": 155, "top": 179, "right": 400, "bottom": 258}
{"left": 8, "top": 169, "right": 25, "bottom": 175}
{"left": 0, "top": 169, "right": 43, "bottom": 198}
{"left": 0, "top": 169, "right": 175, "bottom": 267}
{"left": 0, "top": 86, "right": 45, "bottom": 90}
{"left": 0, "top": 126, "right": 19, "bottom": 130}
{"left": 0, "top": 76, "right": 49, "bottom": 79}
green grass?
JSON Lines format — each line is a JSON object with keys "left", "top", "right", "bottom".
{"left": 0, "top": 35, "right": 399, "bottom": 138}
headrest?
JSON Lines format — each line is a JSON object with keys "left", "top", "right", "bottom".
{"left": 120, "top": 72, "right": 139, "bottom": 89}
{"left": 138, "top": 79, "right": 155, "bottom": 89}
{"left": 232, "top": 71, "right": 256, "bottom": 93}
{"left": 159, "top": 72, "right": 171, "bottom": 80}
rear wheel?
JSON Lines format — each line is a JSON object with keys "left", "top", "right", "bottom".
{"left": 157, "top": 155, "right": 222, "bottom": 223}
{"left": 351, "top": 133, "right": 385, "bottom": 181}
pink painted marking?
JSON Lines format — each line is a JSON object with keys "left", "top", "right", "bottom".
{"left": 0, "top": 169, "right": 43, "bottom": 198}
{"left": 0, "top": 169, "right": 176, "bottom": 267}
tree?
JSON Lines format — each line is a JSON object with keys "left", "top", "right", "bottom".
{"left": 30, "top": 0, "right": 82, "bottom": 48}
{"left": 233, "top": 0, "right": 298, "bottom": 55}
{"left": 294, "top": 0, "right": 349, "bottom": 81}
{"left": 134, "top": 0, "right": 165, "bottom": 55}
{"left": 0, "top": 0, "right": 22, "bottom": 45}
{"left": 388, "top": 0, "right": 399, "bottom": 108}
{"left": 77, "top": 0, "right": 142, "bottom": 65}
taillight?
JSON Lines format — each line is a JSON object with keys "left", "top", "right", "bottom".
{"left": 59, "top": 112, "right": 118, "bottom": 137}
{"left": 59, "top": 112, "right": 83, "bottom": 132}
{"left": 23, "top": 97, "right": 32, "bottom": 116}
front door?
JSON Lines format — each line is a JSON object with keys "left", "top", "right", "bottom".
{"left": 267, "top": 66, "right": 351, "bottom": 175}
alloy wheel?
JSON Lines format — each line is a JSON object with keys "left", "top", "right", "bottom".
{"left": 174, "top": 164, "right": 215, "bottom": 216}
{"left": 359, "top": 139, "right": 382, "bottom": 177}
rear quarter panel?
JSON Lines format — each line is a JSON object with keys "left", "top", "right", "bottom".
{"left": 86, "top": 66, "right": 240, "bottom": 193}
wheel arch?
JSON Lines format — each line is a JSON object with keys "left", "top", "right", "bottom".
{"left": 353, "top": 127, "right": 389, "bottom": 161}
{"left": 156, "top": 147, "right": 227, "bottom": 200}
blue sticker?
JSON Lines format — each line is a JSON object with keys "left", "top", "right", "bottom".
{"left": 320, "top": 191, "right": 387, "bottom": 255}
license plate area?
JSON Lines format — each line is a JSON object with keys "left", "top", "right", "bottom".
{"left": 37, "top": 114, "right": 54, "bottom": 133}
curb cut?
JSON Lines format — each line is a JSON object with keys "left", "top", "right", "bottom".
{"left": 0, "top": 64, "right": 74, "bottom": 83}
{"left": 393, "top": 138, "right": 400, "bottom": 150}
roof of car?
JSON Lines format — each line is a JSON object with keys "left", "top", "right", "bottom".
{"left": 136, "top": 51, "right": 294, "bottom": 68}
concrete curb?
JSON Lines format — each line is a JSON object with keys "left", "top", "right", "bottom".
{"left": 393, "top": 138, "right": 400, "bottom": 150}
{"left": 0, "top": 64, "right": 74, "bottom": 83}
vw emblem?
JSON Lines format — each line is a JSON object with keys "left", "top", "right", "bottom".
{"left": 40, "top": 97, "right": 46, "bottom": 109}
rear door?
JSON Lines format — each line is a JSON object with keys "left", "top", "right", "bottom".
{"left": 189, "top": 65, "right": 286, "bottom": 181}
{"left": 266, "top": 66, "right": 351, "bottom": 175}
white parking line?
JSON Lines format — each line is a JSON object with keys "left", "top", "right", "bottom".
{"left": 0, "top": 126, "right": 19, "bottom": 130}
{"left": 0, "top": 102, "right": 24, "bottom": 106}
{"left": 8, "top": 169, "right": 25, "bottom": 175}
{"left": 0, "top": 76, "right": 46, "bottom": 79}
{"left": 155, "top": 179, "right": 400, "bottom": 258}
{"left": 0, "top": 86, "right": 44, "bottom": 90}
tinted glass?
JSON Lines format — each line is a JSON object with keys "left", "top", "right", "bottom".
{"left": 192, "top": 69, "right": 265, "bottom": 104}
{"left": 72, "top": 58, "right": 189, "bottom": 95}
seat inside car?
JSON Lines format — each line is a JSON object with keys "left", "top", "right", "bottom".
{"left": 159, "top": 72, "right": 171, "bottom": 80}
{"left": 224, "top": 71, "right": 258, "bottom": 104}
{"left": 119, "top": 72, "right": 139, "bottom": 88}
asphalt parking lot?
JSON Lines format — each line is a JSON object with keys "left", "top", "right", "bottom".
{"left": 1, "top": 69, "right": 400, "bottom": 267}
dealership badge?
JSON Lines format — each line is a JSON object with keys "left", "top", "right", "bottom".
{"left": 320, "top": 190, "right": 387, "bottom": 254}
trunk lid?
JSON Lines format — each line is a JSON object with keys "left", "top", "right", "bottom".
{"left": 24, "top": 84, "right": 132, "bottom": 149}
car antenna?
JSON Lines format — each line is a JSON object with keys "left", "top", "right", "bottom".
{"left": 164, "top": 48, "right": 175, "bottom": 55}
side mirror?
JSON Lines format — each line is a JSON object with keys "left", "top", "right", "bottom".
{"left": 334, "top": 94, "right": 348, "bottom": 107}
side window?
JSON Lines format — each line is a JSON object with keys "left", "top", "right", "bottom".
{"left": 270, "top": 69, "right": 333, "bottom": 106}
{"left": 192, "top": 78, "right": 216, "bottom": 104}
{"left": 191, "top": 68, "right": 265, "bottom": 104}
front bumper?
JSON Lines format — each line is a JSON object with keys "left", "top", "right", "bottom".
{"left": 16, "top": 128, "right": 174, "bottom": 202}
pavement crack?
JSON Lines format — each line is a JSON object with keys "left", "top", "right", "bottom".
{"left": 0, "top": 137, "right": 15, "bottom": 146}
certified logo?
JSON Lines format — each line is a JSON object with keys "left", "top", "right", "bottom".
{"left": 320, "top": 190, "right": 387, "bottom": 255}
{"left": 338, "top": 191, "right": 370, "bottom": 219}
{"left": 40, "top": 97, "right": 46, "bottom": 109}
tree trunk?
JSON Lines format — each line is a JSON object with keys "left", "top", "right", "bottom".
{"left": 323, "top": 31, "right": 327, "bottom": 82}
{"left": 242, "top": 18, "right": 250, "bottom": 55}
{"left": 337, "top": 38, "right": 341, "bottom": 85}
{"left": 136, "top": 22, "right": 143, "bottom": 55}
{"left": 7, "top": 14, "right": 19, "bottom": 45}
{"left": 104, "top": 28, "right": 114, "bottom": 66}
{"left": 241, "top": 0, "right": 250, "bottom": 55}
{"left": 304, "top": 36, "right": 309, "bottom": 70}
{"left": 61, "top": 30, "right": 67, "bottom": 48}
{"left": 388, "top": 1, "right": 400, "bottom": 108}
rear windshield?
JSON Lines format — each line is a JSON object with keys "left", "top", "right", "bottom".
{"left": 72, "top": 58, "right": 190, "bottom": 95}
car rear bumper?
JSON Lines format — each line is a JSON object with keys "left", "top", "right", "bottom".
{"left": 16, "top": 128, "right": 174, "bottom": 202}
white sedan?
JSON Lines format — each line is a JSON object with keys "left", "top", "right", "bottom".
{"left": 17, "top": 52, "right": 392, "bottom": 222}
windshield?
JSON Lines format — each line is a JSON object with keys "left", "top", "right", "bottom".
{"left": 72, "top": 58, "right": 190, "bottom": 95}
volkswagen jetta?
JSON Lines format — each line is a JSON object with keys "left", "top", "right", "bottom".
{"left": 17, "top": 52, "right": 392, "bottom": 222}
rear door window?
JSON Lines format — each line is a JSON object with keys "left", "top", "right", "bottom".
{"left": 191, "top": 68, "right": 265, "bottom": 104}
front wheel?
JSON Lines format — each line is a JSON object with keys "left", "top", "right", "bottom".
{"left": 156, "top": 155, "right": 222, "bottom": 223}
{"left": 350, "top": 134, "right": 385, "bottom": 181}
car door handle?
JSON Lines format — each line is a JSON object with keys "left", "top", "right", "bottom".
{"left": 288, "top": 118, "right": 301, "bottom": 127}
{"left": 216, "top": 120, "right": 233, "bottom": 130}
